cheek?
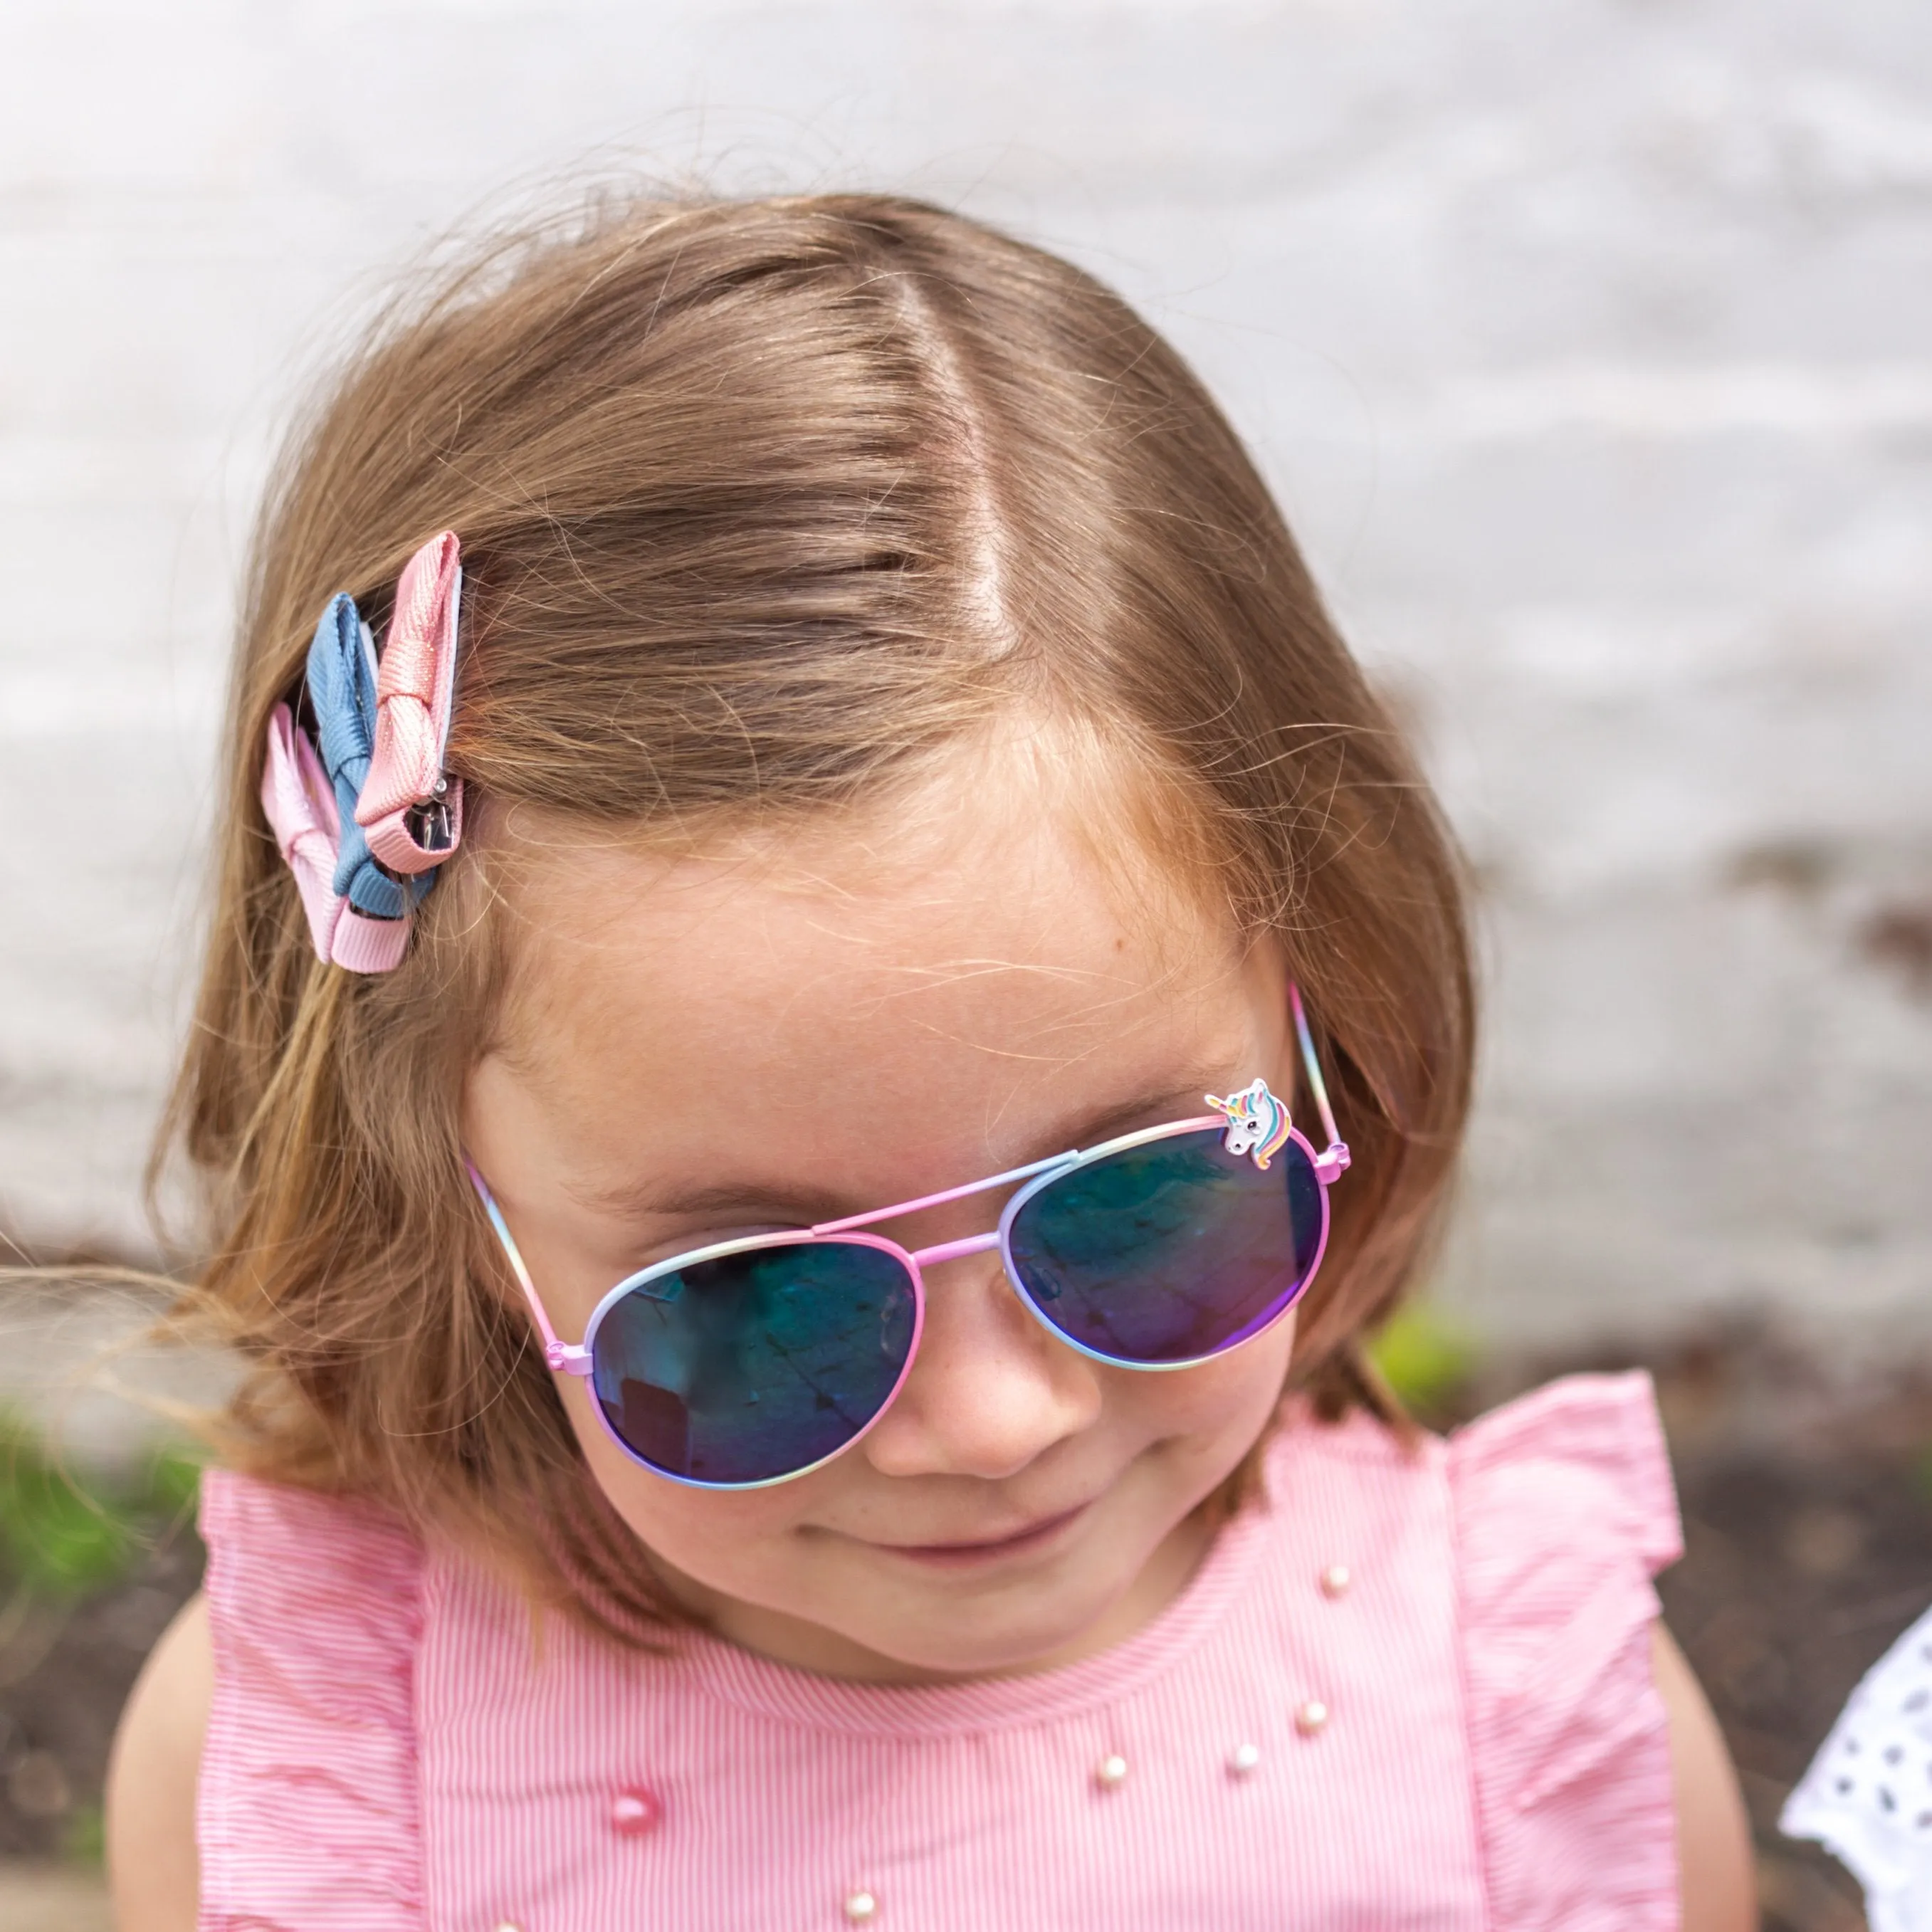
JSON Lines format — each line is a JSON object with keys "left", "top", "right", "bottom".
{"left": 562, "top": 1379, "right": 833, "bottom": 1585}
{"left": 1103, "top": 1314, "right": 1296, "bottom": 1454}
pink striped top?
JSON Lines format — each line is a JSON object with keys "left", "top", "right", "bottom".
{"left": 196, "top": 1372, "right": 1683, "bottom": 1931}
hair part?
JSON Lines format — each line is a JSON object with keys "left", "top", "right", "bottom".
{"left": 161, "top": 189, "right": 1472, "bottom": 1639}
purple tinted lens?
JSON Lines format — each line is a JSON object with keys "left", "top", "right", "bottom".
{"left": 1007, "top": 1128, "right": 1323, "bottom": 1365}
{"left": 589, "top": 1238, "right": 917, "bottom": 1486}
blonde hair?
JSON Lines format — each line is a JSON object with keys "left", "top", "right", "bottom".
{"left": 164, "top": 191, "right": 1473, "bottom": 1636}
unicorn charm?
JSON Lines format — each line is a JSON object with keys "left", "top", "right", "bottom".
{"left": 1206, "top": 1078, "right": 1293, "bottom": 1171}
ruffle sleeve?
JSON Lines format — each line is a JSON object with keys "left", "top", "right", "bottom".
{"left": 197, "top": 1467, "right": 426, "bottom": 1931}
{"left": 1450, "top": 1372, "right": 1684, "bottom": 1932}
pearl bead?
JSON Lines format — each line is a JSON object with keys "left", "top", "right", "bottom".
{"left": 844, "top": 1891, "right": 878, "bottom": 1922}
{"left": 1295, "top": 1699, "right": 1330, "bottom": 1736}
{"left": 1320, "top": 1563, "right": 1351, "bottom": 1598}
{"left": 1228, "top": 1742, "right": 1262, "bottom": 1776}
{"left": 1095, "top": 1752, "right": 1129, "bottom": 1788}
{"left": 610, "top": 1785, "right": 664, "bottom": 1836}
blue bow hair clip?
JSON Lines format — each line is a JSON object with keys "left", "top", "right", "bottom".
{"left": 305, "top": 594, "right": 428, "bottom": 920}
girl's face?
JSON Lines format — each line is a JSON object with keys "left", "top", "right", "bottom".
{"left": 464, "top": 747, "right": 1300, "bottom": 1683}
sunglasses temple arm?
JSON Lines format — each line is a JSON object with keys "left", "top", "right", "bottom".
{"left": 463, "top": 1160, "right": 592, "bottom": 1375}
{"left": 1289, "top": 984, "right": 1350, "bottom": 1181}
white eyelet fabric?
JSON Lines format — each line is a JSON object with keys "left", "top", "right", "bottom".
{"left": 1783, "top": 1603, "right": 1932, "bottom": 1932}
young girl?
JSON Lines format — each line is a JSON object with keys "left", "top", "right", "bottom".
{"left": 105, "top": 191, "right": 1754, "bottom": 1929}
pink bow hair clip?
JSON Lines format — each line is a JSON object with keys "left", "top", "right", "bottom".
{"left": 260, "top": 705, "right": 412, "bottom": 972}
{"left": 258, "top": 530, "right": 466, "bottom": 973}
{"left": 355, "top": 530, "right": 466, "bottom": 873}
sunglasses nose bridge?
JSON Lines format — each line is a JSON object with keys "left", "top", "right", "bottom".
{"left": 907, "top": 1229, "right": 1004, "bottom": 1269}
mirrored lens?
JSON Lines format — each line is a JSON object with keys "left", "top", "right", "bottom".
{"left": 1007, "top": 1129, "right": 1323, "bottom": 1365}
{"left": 589, "top": 1238, "right": 917, "bottom": 1486}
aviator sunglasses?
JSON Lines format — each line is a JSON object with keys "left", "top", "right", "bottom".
{"left": 467, "top": 989, "right": 1350, "bottom": 1490}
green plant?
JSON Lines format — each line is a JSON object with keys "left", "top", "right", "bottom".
{"left": 63, "top": 1799, "right": 105, "bottom": 1868}
{"left": 1369, "top": 1303, "right": 1477, "bottom": 1419}
{"left": 0, "top": 1411, "right": 204, "bottom": 1600}
{"left": 140, "top": 1441, "right": 208, "bottom": 1523}
{"left": 0, "top": 1416, "right": 132, "bottom": 1597}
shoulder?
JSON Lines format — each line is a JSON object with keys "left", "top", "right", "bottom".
{"left": 1653, "top": 1619, "right": 1758, "bottom": 1932}
{"left": 1261, "top": 1375, "right": 1748, "bottom": 1924}
{"left": 194, "top": 1464, "right": 426, "bottom": 1758}
{"left": 198, "top": 1458, "right": 426, "bottom": 1611}
{"left": 107, "top": 1592, "right": 211, "bottom": 1932}
{"left": 1445, "top": 1372, "right": 1750, "bottom": 1930}
{"left": 175, "top": 1468, "right": 431, "bottom": 1928}
{"left": 1446, "top": 1371, "right": 1681, "bottom": 1702}
{"left": 1274, "top": 1369, "right": 1682, "bottom": 1584}
{"left": 196, "top": 1456, "right": 426, "bottom": 1676}
{"left": 1447, "top": 1367, "right": 1682, "bottom": 1583}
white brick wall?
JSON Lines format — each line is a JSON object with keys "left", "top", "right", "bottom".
{"left": 3, "top": 0, "right": 1928, "bottom": 1350}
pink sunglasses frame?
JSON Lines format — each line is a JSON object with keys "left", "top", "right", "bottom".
{"left": 466, "top": 987, "right": 1350, "bottom": 1489}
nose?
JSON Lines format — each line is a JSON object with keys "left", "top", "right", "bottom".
{"left": 861, "top": 1245, "right": 1103, "bottom": 1483}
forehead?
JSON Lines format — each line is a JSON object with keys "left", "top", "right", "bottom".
{"left": 486, "top": 740, "right": 1256, "bottom": 1149}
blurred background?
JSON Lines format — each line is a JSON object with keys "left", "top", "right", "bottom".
{"left": 0, "top": 2, "right": 1928, "bottom": 1927}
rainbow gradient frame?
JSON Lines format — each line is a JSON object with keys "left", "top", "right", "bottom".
{"left": 466, "top": 987, "right": 1350, "bottom": 1489}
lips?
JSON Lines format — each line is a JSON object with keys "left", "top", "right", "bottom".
{"left": 872, "top": 1502, "right": 1092, "bottom": 1569}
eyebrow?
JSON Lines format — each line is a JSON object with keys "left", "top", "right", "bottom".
{"left": 569, "top": 1067, "right": 1232, "bottom": 1230}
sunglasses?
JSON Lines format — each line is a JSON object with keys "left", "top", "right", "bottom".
{"left": 467, "top": 989, "right": 1349, "bottom": 1490}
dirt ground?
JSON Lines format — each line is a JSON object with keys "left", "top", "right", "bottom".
{"left": 2, "top": 1324, "right": 1926, "bottom": 1929}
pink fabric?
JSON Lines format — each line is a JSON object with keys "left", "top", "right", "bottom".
{"left": 357, "top": 530, "right": 466, "bottom": 875}
{"left": 259, "top": 705, "right": 342, "bottom": 959}
{"left": 1454, "top": 1377, "right": 1684, "bottom": 1931}
{"left": 258, "top": 705, "right": 410, "bottom": 972}
{"left": 196, "top": 1373, "right": 1681, "bottom": 1932}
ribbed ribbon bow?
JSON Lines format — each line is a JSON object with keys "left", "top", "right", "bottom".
{"left": 258, "top": 530, "right": 466, "bottom": 972}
